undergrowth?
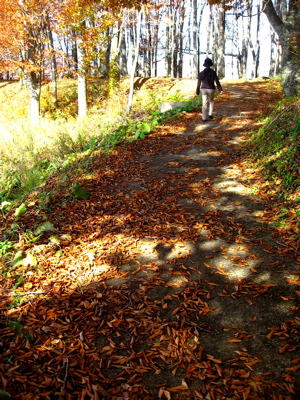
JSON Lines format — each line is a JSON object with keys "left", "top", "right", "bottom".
{"left": 248, "top": 98, "right": 300, "bottom": 200}
{"left": 244, "top": 96, "right": 300, "bottom": 234}
{"left": 0, "top": 78, "right": 200, "bottom": 206}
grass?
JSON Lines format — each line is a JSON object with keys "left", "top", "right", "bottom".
{"left": 247, "top": 98, "right": 300, "bottom": 200}
{"left": 0, "top": 239, "right": 15, "bottom": 256}
{"left": 0, "top": 77, "right": 200, "bottom": 205}
{"left": 243, "top": 95, "right": 300, "bottom": 234}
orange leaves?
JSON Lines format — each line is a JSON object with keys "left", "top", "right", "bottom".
{"left": 159, "top": 380, "right": 189, "bottom": 399}
{"left": 227, "top": 328, "right": 253, "bottom": 345}
{"left": 279, "top": 344, "right": 292, "bottom": 354}
{"left": 1, "top": 81, "right": 300, "bottom": 399}
{"left": 287, "top": 359, "right": 300, "bottom": 373}
{"left": 228, "top": 338, "right": 242, "bottom": 344}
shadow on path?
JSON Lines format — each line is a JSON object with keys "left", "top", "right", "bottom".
{"left": 1, "top": 83, "right": 299, "bottom": 399}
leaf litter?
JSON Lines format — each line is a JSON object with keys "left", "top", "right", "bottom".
{"left": 1, "top": 81, "right": 300, "bottom": 399}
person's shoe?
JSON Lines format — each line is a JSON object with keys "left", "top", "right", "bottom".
{"left": 202, "top": 119, "right": 208, "bottom": 122}
{"left": 208, "top": 115, "right": 213, "bottom": 120}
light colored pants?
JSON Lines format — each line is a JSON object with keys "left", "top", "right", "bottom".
{"left": 201, "top": 89, "right": 215, "bottom": 120}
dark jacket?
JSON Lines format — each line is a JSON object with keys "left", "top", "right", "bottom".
{"left": 196, "top": 67, "right": 223, "bottom": 95}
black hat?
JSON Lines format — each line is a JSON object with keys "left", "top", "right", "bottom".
{"left": 203, "top": 58, "right": 213, "bottom": 67}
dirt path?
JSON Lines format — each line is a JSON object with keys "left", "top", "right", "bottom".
{"left": 1, "top": 82, "right": 299, "bottom": 399}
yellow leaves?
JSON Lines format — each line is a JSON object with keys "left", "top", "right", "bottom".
{"left": 204, "top": 262, "right": 214, "bottom": 269}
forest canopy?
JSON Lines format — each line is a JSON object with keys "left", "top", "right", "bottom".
{"left": 0, "top": 0, "right": 298, "bottom": 122}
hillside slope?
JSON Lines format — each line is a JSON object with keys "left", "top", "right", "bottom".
{"left": 1, "top": 81, "right": 300, "bottom": 400}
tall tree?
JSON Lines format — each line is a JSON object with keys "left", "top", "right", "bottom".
{"left": 269, "top": 28, "right": 280, "bottom": 77}
{"left": 262, "top": 0, "right": 300, "bottom": 95}
{"left": 252, "top": 2, "right": 261, "bottom": 78}
{"left": 0, "top": 0, "right": 52, "bottom": 123}
{"left": 192, "top": 0, "right": 198, "bottom": 77}
{"left": 214, "top": 1, "right": 226, "bottom": 79}
{"left": 46, "top": 13, "right": 58, "bottom": 108}
{"left": 126, "top": 9, "right": 142, "bottom": 114}
{"left": 77, "top": 25, "right": 88, "bottom": 118}
{"left": 177, "top": 3, "right": 185, "bottom": 77}
{"left": 165, "top": 1, "right": 172, "bottom": 76}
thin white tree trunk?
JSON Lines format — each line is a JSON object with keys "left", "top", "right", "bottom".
{"left": 197, "top": 0, "right": 205, "bottom": 73}
{"left": 77, "top": 36, "right": 87, "bottom": 118}
{"left": 269, "top": 30, "right": 278, "bottom": 77}
{"left": 240, "top": 14, "right": 247, "bottom": 79}
{"left": 165, "top": 2, "right": 172, "bottom": 76}
{"left": 152, "top": 3, "right": 160, "bottom": 76}
{"left": 254, "top": 3, "right": 261, "bottom": 78}
{"left": 26, "top": 71, "right": 41, "bottom": 124}
{"left": 126, "top": 9, "right": 142, "bottom": 115}
{"left": 192, "top": 0, "right": 198, "bottom": 78}
{"left": 188, "top": 1, "right": 192, "bottom": 76}
{"left": 178, "top": 4, "right": 185, "bottom": 77}
{"left": 47, "top": 16, "right": 58, "bottom": 108}
{"left": 206, "top": 6, "right": 212, "bottom": 57}
{"left": 170, "top": 3, "right": 176, "bottom": 78}
{"left": 215, "top": 2, "right": 225, "bottom": 79}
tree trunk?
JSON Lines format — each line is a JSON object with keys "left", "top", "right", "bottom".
{"left": 152, "top": 3, "right": 160, "bottom": 77}
{"left": 239, "top": 13, "right": 247, "bottom": 79}
{"left": 206, "top": 6, "right": 213, "bottom": 57}
{"left": 100, "top": 29, "right": 111, "bottom": 78}
{"left": 46, "top": 15, "right": 58, "bottom": 108}
{"left": 245, "top": 0, "right": 253, "bottom": 78}
{"left": 178, "top": 4, "right": 185, "bottom": 78}
{"left": 77, "top": 36, "right": 87, "bottom": 118}
{"left": 26, "top": 71, "right": 41, "bottom": 124}
{"left": 169, "top": 2, "right": 175, "bottom": 78}
{"left": 192, "top": 0, "right": 198, "bottom": 78}
{"left": 188, "top": 2, "right": 192, "bottom": 76}
{"left": 165, "top": 2, "right": 172, "bottom": 76}
{"left": 269, "top": 31, "right": 277, "bottom": 77}
{"left": 234, "top": 13, "right": 242, "bottom": 79}
{"left": 126, "top": 10, "right": 142, "bottom": 115}
{"left": 145, "top": 18, "right": 152, "bottom": 77}
{"left": 215, "top": 2, "right": 226, "bottom": 79}
{"left": 197, "top": 0, "right": 205, "bottom": 75}
{"left": 254, "top": 3, "right": 261, "bottom": 78}
{"left": 263, "top": 0, "right": 300, "bottom": 96}
{"left": 119, "top": 26, "right": 128, "bottom": 77}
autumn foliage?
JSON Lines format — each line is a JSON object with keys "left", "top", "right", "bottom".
{"left": 1, "top": 81, "right": 300, "bottom": 399}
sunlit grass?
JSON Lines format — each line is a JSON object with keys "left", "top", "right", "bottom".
{"left": 241, "top": 96, "right": 300, "bottom": 236}
{"left": 248, "top": 98, "right": 300, "bottom": 198}
{"left": 0, "top": 114, "right": 117, "bottom": 198}
{"left": 0, "top": 78, "right": 199, "bottom": 203}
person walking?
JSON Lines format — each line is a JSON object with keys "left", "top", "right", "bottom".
{"left": 196, "top": 58, "right": 223, "bottom": 122}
